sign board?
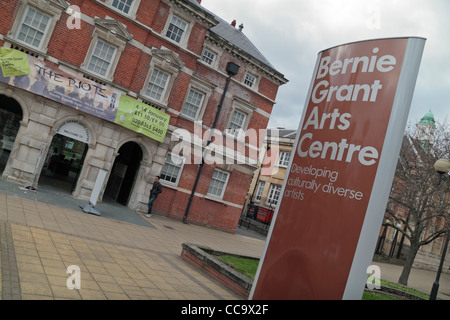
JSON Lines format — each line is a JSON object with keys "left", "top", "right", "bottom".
{"left": 114, "top": 94, "right": 170, "bottom": 143}
{"left": 56, "top": 120, "right": 91, "bottom": 144}
{"left": 0, "top": 48, "right": 30, "bottom": 77}
{"left": 90, "top": 168, "right": 108, "bottom": 207}
{"left": 0, "top": 49, "right": 170, "bottom": 143}
{"left": 250, "top": 37, "right": 425, "bottom": 300}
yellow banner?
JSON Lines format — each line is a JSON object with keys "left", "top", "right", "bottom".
{"left": 114, "top": 94, "right": 170, "bottom": 143}
{"left": 0, "top": 48, "right": 31, "bottom": 77}
{"left": 0, "top": 49, "right": 170, "bottom": 143}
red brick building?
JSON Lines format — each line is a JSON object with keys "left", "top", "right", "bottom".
{"left": 0, "top": 0, "right": 287, "bottom": 232}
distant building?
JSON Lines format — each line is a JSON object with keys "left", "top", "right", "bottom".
{"left": 0, "top": 0, "right": 288, "bottom": 233}
{"left": 376, "top": 110, "right": 450, "bottom": 272}
{"left": 416, "top": 110, "right": 436, "bottom": 150}
{"left": 242, "top": 128, "right": 296, "bottom": 225}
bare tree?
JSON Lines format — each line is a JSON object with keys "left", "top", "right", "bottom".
{"left": 384, "top": 119, "right": 449, "bottom": 286}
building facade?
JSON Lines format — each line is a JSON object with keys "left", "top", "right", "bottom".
{"left": 376, "top": 111, "right": 450, "bottom": 272}
{"left": 243, "top": 129, "right": 296, "bottom": 224}
{"left": 0, "top": 0, "right": 287, "bottom": 233}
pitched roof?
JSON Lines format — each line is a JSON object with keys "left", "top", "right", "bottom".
{"left": 266, "top": 128, "right": 297, "bottom": 138}
{"left": 186, "top": 0, "right": 279, "bottom": 72}
{"left": 208, "top": 16, "right": 275, "bottom": 70}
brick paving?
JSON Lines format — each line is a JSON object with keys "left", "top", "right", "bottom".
{"left": 1, "top": 180, "right": 450, "bottom": 300}
{"left": 0, "top": 191, "right": 266, "bottom": 300}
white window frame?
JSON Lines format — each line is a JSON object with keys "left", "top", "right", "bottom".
{"left": 207, "top": 169, "right": 230, "bottom": 199}
{"left": 144, "top": 67, "right": 171, "bottom": 103}
{"left": 267, "top": 184, "right": 282, "bottom": 206}
{"left": 244, "top": 72, "right": 257, "bottom": 88}
{"left": 227, "top": 109, "right": 247, "bottom": 138}
{"left": 81, "top": 19, "right": 132, "bottom": 82}
{"left": 15, "top": 5, "right": 52, "bottom": 50}
{"left": 160, "top": 153, "right": 185, "bottom": 186}
{"left": 255, "top": 181, "right": 266, "bottom": 202}
{"left": 179, "top": 77, "right": 214, "bottom": 121}
{"left": 162, "top": 11, "right": 193, "bottom": 48}
{"left": 180, "top": 88, "right": 205, "bottom": 120}
{"left": 226, "top": 98, "right": 255, "bottom": 140}
{"left": 278, "top": 151, "right": 291, "bottom": 167}
{"left": 85, "top": 39, "right": 118, "bottom": 78}
{"left": 165, "top": 15, "right": 188, "bottom": 44}
{"left": 6, "top": 0, "right": 68, "bottom": 56}
{"left": 140, "top": 49, "right": 183, "bottom": 108}
{"left": 201, "top": 47, "right": 217, "bottom": 67}
{"left": 106, "top": 0, "right": 142, "bottom": 18}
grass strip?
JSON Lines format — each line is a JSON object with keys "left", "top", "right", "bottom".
{"left": 216, "top": 254, "right": 431, "bottom": 300}
{"left": 216, "top": 255, "right": 259, "bottom": 280}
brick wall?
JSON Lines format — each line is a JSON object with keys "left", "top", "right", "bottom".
{"left": 180, "top": 245, "right": 251, "bottom": 298}
{"left": 0, "top": 0, "right": 285, "bottom": 233}
{"left": 154, "top": 165, "right": 252, "bottom": 233}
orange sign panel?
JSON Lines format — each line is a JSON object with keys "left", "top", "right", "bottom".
{"left": 251, "top": 37, "right": 425, "bottom": 300}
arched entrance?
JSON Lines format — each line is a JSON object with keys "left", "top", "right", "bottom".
{"left": 0, "top": 95, "right": 23, "bottom": 173}
{"left": 39, "top": 120, "right": 90, "bottom": 193}
{"left": 105, "top": 141, "right": 143, "bottom": 206}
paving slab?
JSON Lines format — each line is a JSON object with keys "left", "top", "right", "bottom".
{"left": 1, "top": 177, "right": 449, "bottom": 301}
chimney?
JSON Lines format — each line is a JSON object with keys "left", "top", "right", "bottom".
{"left": 239, "top": 23, "right": 244, "bottom": 32}
{"left": 231, "top": 20, "right": 236, "bottom": 27}
{"left": 196, "top": 0, "right": 202, "bottom": 4}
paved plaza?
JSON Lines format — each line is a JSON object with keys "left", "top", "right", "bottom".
{"left": 0, "top": 178, "right": 449, "bottom": 300}
{"left": 0, "top": 179, "right": 265, "bottom": 300}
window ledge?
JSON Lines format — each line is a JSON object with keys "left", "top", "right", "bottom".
{"left": 204, "top": 194, "right": 226, "bottom": 204}
{"left": 160, "top": 181, "right": 179, "bottom": 190}
{"left": 4, "top": 37, "right": 48, "bottom": 59}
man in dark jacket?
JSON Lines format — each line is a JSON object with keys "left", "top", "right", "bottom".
{"left": 146, "top": 176, "right": 162, "bottom": 218}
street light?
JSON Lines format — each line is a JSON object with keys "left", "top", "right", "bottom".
{"left": 183, "top": 61, "right": 240, "bottom": 224}
{"left": 429, "top": 158, "right": 450, "bottom": 300}
{"left": 434, "top": 159, "right": 450, "bottom": 185}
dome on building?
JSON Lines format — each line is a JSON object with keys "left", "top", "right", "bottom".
{"left": 418, "top": 110, "right": 435, "bottom": 126}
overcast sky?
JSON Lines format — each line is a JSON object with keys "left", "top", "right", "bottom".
{"left": 202, "top": 0, "right": 449, "bottom": 130}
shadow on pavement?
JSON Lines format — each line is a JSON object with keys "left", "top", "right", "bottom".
{"left": 0, "top": 177, "right": 154, "bottom": 229}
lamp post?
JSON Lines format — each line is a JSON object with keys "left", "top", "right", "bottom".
{"left": 429, "top": 158, "right": 450, "bottom": 300}
{"left": 434, "top": 159, "right": 450, "bottom": 185}
{"left": 183, "top": 61, "right": 240, "bottom": 224}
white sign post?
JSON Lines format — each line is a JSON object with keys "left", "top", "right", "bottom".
{"left": 250, "top": 37, "right": 425, "bottom": 300}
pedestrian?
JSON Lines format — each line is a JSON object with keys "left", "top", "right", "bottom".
{"left": 146, "top": 175, "right": 162, "bottom": 217}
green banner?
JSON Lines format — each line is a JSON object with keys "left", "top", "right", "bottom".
{"left": 115, "top": 94, "right": 170, "bottom": 143}
{"left": 0, "top": 48, "right": 31, "bottom": 77}
{"left": 0, "top": 49, "right": 170, "bottom": 143}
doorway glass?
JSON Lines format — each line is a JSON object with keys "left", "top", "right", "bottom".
{"left": 39, "top": 134, "right": 88, "bottom": 193}
{"left": 0, "top": 95, "right": 23, "bottom": 173}
{"left": 105, "top": 142, "right": 143, "bottom": 206}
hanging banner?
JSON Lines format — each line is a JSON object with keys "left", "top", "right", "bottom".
{"left": 114, "top": 94, "right": 170, "bottom": 143}
{"left": 0, "top": 49, "right": 169, "bottom": 142}
{"left": 250, "top": 37, "right": 425, "bottom": 300}
{"left": 0, "top": 48, "right": 30, "bottom": 77}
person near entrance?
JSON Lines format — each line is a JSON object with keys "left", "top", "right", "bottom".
{"left": 146, "top": 176, "right": 162, "bottom": 218}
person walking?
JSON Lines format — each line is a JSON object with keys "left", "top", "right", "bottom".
{"left": 146, "top": 176, "right": 162, "bottom": 217}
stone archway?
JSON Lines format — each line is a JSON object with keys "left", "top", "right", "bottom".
{"left": 39, "top": 119, "right": 91, "bottom": 193}
{"left": 0, "top": 95, "right": 23, "bottom": 174}
{"left": 105, "top": 141, "right": 143, "bottom": 206}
